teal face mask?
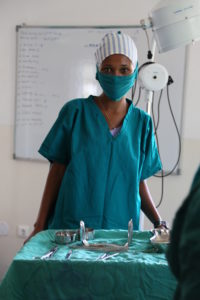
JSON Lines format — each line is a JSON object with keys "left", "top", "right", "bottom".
{"left": 96, "top": 63, "right": 138, "bottom": 101}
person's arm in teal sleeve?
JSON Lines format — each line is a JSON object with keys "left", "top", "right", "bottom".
{"left": 139, "top": 180, "right": 162, "bottom": 226}
{"left": 24, "top": 162, "right": 66, "bottom": 244}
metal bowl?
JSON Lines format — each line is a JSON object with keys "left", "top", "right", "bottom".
{"left": 150, "top": 229, "right": 170, "bottom": 242}
{"left": 77, "top": 228, "right": 95, "bottom": 241}
{"left": 150, "top": 229, "right": 170, "bottom": 252}
{"left": 55, "top": 230, "right": 77, "bottom": 244}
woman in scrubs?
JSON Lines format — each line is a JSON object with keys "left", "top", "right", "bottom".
{"left": 26, "top": 32, "right": 167, "bottom": 242}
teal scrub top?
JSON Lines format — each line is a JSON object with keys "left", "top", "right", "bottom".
{"left": 39, "top": 96, "right": 161, "bottom": 230}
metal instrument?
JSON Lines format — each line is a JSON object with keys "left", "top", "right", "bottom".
{"left": 38, "top": 246, "right": 58, "bottom": 260}
{"left": 65, "top": 249, "right": 73, "bottom": 260}
{"left": 96, "top": 252, "right": 119, "bottom": 260}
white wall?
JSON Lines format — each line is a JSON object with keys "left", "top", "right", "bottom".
{"left": 0, "top": 0, "right": 200, "bottom": 281}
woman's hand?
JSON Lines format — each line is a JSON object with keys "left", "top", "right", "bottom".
{"left": 23, "top": 224, "right": 44, "bottom": 245}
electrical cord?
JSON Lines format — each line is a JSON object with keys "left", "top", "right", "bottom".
{"left": 151, "top": 76, "right": 181, "bottom": 207}
{"left": 154, "top": 76, "right": 182, "bottom": 178}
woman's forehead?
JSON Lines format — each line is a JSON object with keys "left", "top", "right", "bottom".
{"left": 101, "top": 54, "right": 133, "bottom": 66}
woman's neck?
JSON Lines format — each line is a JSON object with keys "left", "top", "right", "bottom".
{"left": 95, "top": 93, "right": 127, "bottom": 113}
{"left": 94, "top": 94, "right": 130, "bottom": 129}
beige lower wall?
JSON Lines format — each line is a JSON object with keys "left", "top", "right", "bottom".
{"left": 0, "top": 125, "right": 200, "bottom": 280}
{"left": 0, "top": 125, "right": 49, "bottom": 281}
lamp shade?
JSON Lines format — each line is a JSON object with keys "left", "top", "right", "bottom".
{"left": 150, "top": 0, "right": 200, "bottom": 53}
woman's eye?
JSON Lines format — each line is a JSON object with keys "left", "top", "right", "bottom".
{"left": 120, "top": 68, "right": 130, "bottom": 74}
{"left": 102, "top": 67, "right": 112, "bottom": 73}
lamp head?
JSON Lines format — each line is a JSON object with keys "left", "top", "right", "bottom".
{"left": 138, "top": 62, "right": 169, "bottom": 92}
{"left": 150, "top": 0, "right": 200, "bottom": 53}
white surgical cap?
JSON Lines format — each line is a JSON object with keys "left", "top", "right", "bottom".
{"left": 95, "top": 31, "right": 138, "bottom": 68}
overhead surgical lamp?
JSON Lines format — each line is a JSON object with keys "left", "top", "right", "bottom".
{"left": 150, "top": 0, "right": 200, "bottom": 53}
{"left": 138, "top": 0, "right": 200, "bottom": 114}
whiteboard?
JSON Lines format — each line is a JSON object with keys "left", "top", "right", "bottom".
{"left": 14, "top": 26, "right": 186, "bottom": 173}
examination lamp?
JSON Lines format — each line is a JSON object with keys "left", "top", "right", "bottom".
{"left": 137, "top": 0, "right": 200, "bottom": 215}
{"left": 138, "top": 0, "right": 200, "bottom": 113}
{"left": 138, "top": 63, "right": 169, "bottom": 92}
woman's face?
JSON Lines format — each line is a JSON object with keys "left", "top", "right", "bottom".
{"left": 100, "top": 54, "right": 134, "bottom": 76}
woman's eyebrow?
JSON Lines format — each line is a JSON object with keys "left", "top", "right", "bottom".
{"left": 120, "top": 64, "right": 132, "bottom": 68}
{"left": 102, "top": 64, "right": 112, "bottom": 67}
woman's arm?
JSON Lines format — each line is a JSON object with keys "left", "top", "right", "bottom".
{"left": 24, "top": 162, "right": 66, "bottom": 243}
{"left": 139, "top": 180, "right": 162, "bottom": 226}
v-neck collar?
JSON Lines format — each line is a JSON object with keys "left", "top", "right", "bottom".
{"left": 88, "top": 95, "right": 134, "bottom": 140}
